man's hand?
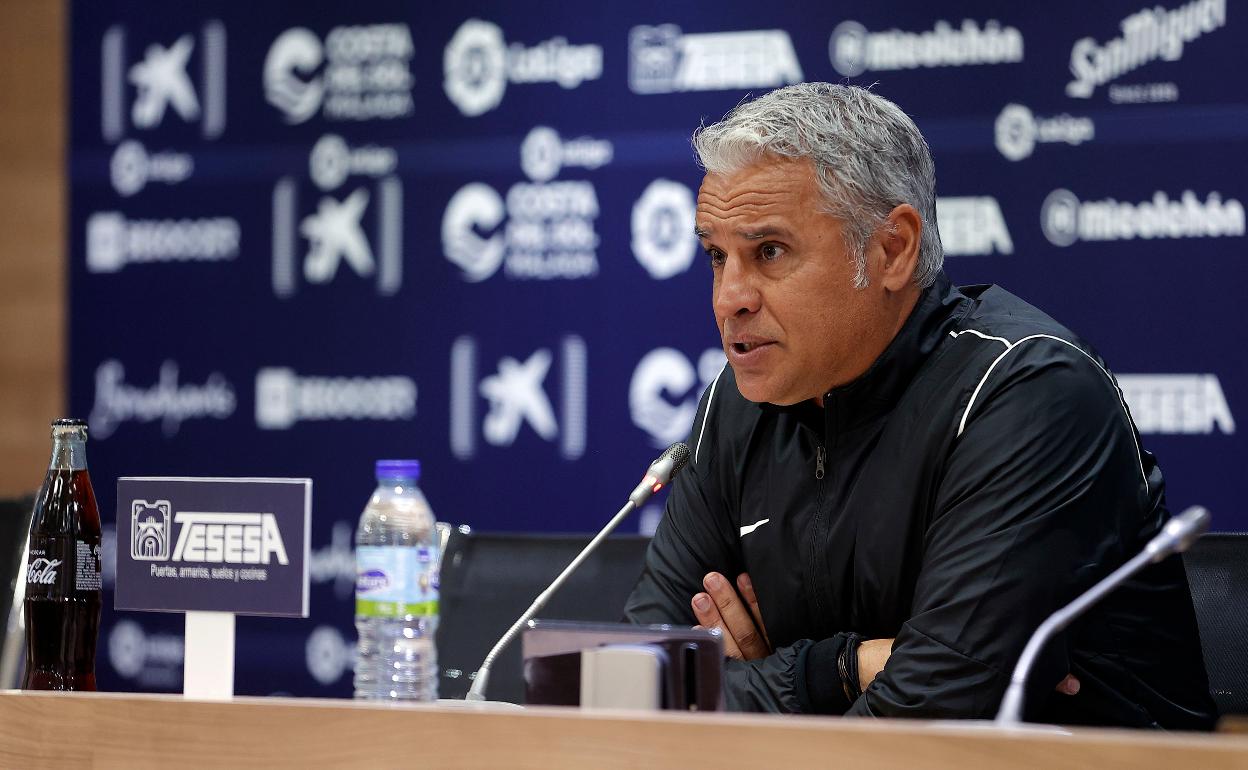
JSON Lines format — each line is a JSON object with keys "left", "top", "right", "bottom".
{"left": 856, "top": 639, "right": 1082, "bottom": 697}
{"left": 691, "top": 572, "right": 1083, "bottom": 700}
{"left": 691, "top": 572, "right": 771, "bottom": 660}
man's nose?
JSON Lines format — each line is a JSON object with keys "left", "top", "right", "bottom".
{"left": 714, "top": 255, "right": 762, "bottom": 318}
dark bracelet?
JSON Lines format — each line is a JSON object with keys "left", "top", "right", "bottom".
{"left": 837, "top": 633, "right": 865, "bottom": 704}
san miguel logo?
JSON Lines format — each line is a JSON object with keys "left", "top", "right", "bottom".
{"left": 130, "top": 499, "right": 289, "bottom": 565}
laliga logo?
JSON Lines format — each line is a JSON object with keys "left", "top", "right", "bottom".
{"left": 109, "top": 140, "right": 193, "bottom": 197}
{"left": 306, "top": 625, "right": 354, "bottom": 685}
{"left": 631, "top": 179, "right": 697, "bottom": 279}
{"left": 128, "top": 500, "right": 290, "bottom": 566}
{"left": 443, "top": 20, "right": 507, "bottom": 118}
{"left": 631, "top": 348, "right": 726, "bottom": 448}
{"left": 443, "top": 19, "right": 603, "bottom": 117}
{"left": 994, "top": 104, "right": 1094, "bottom": 162}
{"left": 108, "top": 620, "right": 184, "bottom": 685}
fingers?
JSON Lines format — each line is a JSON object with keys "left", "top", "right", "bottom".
{"left": 692, "top": 591, "right": 741, "bottom": 659}
{"left": 1055, "top": 674, "right": 1081, "bottom": 696}
{"left": 703, "top": 572, "right": 770, "bottom": 659}
{"left": 736, "top": 573, "right": 770, "bottom": 650}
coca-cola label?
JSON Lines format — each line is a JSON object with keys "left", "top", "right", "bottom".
{"left": 25, "top": 537, "right": 101, "bottom": 598}
{"left": 27, "top": 558, "right": 63, "bottom": 585}
{"left": 76, "top": 541, "right": 103, "bottom": 592}
{"left": 25, "top": 538, "right": 72, "bottom": 598}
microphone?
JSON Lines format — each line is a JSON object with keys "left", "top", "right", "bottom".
{"left": 995, "top": 506, "right": 1211, "bottom": 725}
{"left": 464, "top": 442, "right": 691, "bottom": 702}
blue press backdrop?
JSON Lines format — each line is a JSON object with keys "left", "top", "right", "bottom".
{"left": 66, "top": 1, "right": 1245, "bottom": 696}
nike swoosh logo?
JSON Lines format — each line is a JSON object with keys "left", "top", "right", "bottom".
{"left": 739, "top": 518, "right": 771, "bottom": 537}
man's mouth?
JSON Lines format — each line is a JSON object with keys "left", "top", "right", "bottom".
{"left": 729, "top": 339, "right": 775, "bottom": 355}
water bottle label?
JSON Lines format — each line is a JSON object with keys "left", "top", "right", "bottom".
{"left": 355, "top": 545, "right": 439, "bottom": 618}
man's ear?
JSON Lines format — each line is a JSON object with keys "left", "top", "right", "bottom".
{"left": 877, "top": 204, "right": 922, "bottom": 292}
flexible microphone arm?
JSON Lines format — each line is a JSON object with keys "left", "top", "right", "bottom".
{"left": 995, "top": 506, "right": 1210, "bottom": 725}
{"left": 465, "top": 442, "right": 691, "bottom": 702}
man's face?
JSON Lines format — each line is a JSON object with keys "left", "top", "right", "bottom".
{"left": 697, "top": 157, "right": 887, "bottom": 405}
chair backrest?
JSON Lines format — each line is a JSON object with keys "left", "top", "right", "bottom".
{"left": 0, "top": 495, "right": 35, "bottom": 687}
{"left": 1183, "top": 533, "right": 1248, "bottom": 716}
{"left": 435, "top": 531, "right": 651, "bottom": 704}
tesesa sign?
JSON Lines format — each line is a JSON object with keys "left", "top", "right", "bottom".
{"left": 115, "top": 478, "right": 310, "bottom": 617}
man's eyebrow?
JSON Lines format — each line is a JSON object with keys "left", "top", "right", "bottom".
{"left": 694, "top": 224, "right": 711, "bottom": 239}
{"left": 739, "top": 226, "right": 793, "bottom": 240}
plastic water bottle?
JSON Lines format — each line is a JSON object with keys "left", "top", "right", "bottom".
{"left": 354, "top": 459, "right": 439, "bottom": 700}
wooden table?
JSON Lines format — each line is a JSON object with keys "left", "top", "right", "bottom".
{"left": 2, "top": 690, "right": 1246, "bottom": 769}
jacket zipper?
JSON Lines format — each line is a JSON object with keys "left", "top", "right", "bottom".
{"left": 808, "top": 393, "right": 835, "bottom": 625}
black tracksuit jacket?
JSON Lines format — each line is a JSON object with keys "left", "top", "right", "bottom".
{"left": 625, "top": 272, "right": 1217, "bottom": 728}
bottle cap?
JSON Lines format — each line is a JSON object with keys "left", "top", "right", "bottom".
{"left": 375, "top": 459, "right": 420, "bottom": 481}
{"left": 51, "top": 418, "right": 89, "bottom": 438}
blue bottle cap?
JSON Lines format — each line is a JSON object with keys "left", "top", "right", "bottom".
{"left": 375, "top": 459, "right": 420, "bottom": 481}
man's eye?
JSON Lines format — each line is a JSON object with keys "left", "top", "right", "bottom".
{"left": 707, "top": 249, "right": 726, "bottom": 268}
{"left": 760, "top": 243, "right": 783, "bottom": 261}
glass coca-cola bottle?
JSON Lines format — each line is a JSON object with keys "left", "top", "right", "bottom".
{"left": 22, "top": 418, "right": 103, "bottom": 690}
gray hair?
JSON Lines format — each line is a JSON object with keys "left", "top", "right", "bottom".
{"left": 692, "top": 83, "right": 943, "bottom": 289}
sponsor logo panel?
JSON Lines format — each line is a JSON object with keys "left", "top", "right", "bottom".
{"left": 1119, "top": 374, "right": 1235, "bottom": 434}
{"left": 272, "top": 135, "right": 403, "bottom": 298}
{"left": 441, "top": 126, "right": 606, "bottom": 282}
{"left": 255, "top": 368, "right": 417, "bottom": 430}
{"left": 829, "top": 18, "right": 1023, "bottom": 77}
{"left": 443, "top": 19, "right": 602, "bottom": 117}
{"left": 994, "top": 104, "right": 1095, "bottom": 162}
{"left": 631, "top": 179, "right": 698, "bottom": 279}
{"left": 450, "top": 335, "right": 587, "bottom": 460}
{"left": 629, "top": 24, "right": 802, "bottom": 94}
{"left": 630, "top": 347, "right": 725, "bottom": 448}
{"left": 1066, "top": 0, "right": 1225, "bottom": 103}
{"left": 305, "top": 625, "right": 354, "bottom": 685}
{"left": 128, "top": 499, "right": 290, "bottom": 566}
{"left": 87, "top": 213, "right": 240, "bottom": 274}
{"left": 936, "top": 197, "right": 1014, "bottom": 256}
{"left": 265, "top": 23, "right": 415, "bottom": 124}
{"left": 108, "top": 620, "right": 184, "bottom": 688}
{"left": 1041, "top": 189, "right": 1245, "bottom": 247}
{"left": 101, "top": 21, "right": 227, "bottom": 141}
{"left": 88, "top": 360, "right": 236, "bottom": 439}
{"left": 110, "top": 140, "right": 194, "bottom": 197}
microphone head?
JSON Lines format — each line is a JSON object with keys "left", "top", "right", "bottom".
{"left": 1147, "top": 505, "right": 1211, "bottom": 561}
{"left": 664, "top": 442, "right": 691, "bottom": 479}
{"left": 1165, "top": 506, "right": 1211, "bottom": 552}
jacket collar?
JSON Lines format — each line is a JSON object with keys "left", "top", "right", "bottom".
{"left": 764, "top": 271, "right": 965, "bottom": 432}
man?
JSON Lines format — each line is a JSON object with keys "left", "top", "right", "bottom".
{"left": 624, "top": 83, "right": 1216, "bottom": 728}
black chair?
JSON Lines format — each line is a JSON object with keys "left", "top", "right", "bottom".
{"left": 0, "top": 495, "right": 35, "bottom": 687}
{"left": 435, "top": 530, "right": 652, "bottom": 704}
{"left": 1183, "top": 533, "right": 1248, "bottom": 716}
